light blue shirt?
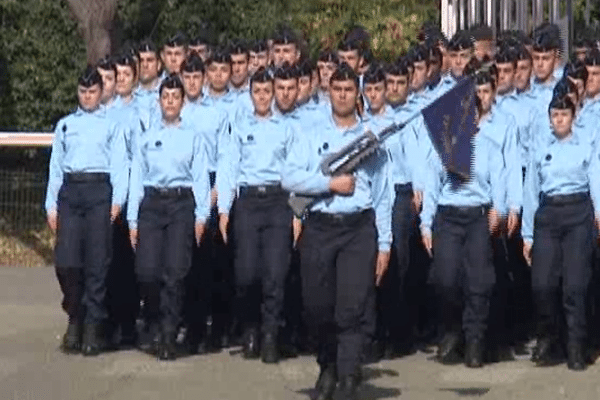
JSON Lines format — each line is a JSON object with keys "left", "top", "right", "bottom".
{"left": 521, "top": 130, "right": 600, "bottom": 243}
{"left": 420, "top": 116, "right": 507, "bottom": 235}
{"left": 218, "top": 113, "right": 294, "bottom": 214}
{"left": 108, "top": 96, "right": 145, "bottom": 163}
{"left": 368, "top": 105, "right": 421, "bottom": 190}
{"left": 134, "top": 82, "right": 160, "bottom": 130}
{"left": 127, "top": 119, "right": 210, "bottom": 229}
{"left": 181, "top": 97, "right": 229, "bottom": 174}
{"left": 45, "top": 107, "right": 129, "bottom": 212}
{"left": 282, "top": 114, "right": 393, "bottom": 251}
{"left": 485, "top": 104, "right": 523, "bottom": 212}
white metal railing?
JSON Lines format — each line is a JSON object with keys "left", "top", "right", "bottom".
{"left": 0, "top": 133, "right": 53, "bottom": 146}
{"left": 440, "top": 0, "right": 579, "bottom": 57}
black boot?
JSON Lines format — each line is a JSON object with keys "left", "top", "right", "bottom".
{"left": 157, "top": 332, "right": 177, "bottom": 361}
{"left": 313, "top": 364, "right": 337, "bottom": 400}
{"left": 81, "top": 324, "right": 105, "bottom": 356}
{"left": 339, "top": 375, "right": 359, "bottom": 400}
{"left": 464, "top": 339, "right": 484, "bottom": 368}
{"left": 261, "top": 331, "right": 279, "bottom": 364}
{"left": 532, "top": 336, "right": 558, "bottom": 366}
{"left": 437, "top": 332, "right": 462, "bottom": 364}
{"left": 567, "top": 342, "right": 586, "bottom": 371}
{"left": 60, "top": 322, "right": 81, "bottom": 354}
{"left": 242, "top": 327, "right": 260, "bottom": 359}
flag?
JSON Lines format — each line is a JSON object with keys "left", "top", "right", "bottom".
{"left": 421, "top": 76, "right": 478, "bottom": 181}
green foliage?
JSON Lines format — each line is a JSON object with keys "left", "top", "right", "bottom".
{"left": 0, "top": 0, "right": 85, "bottom": 131}
{"left": 1, "top": 0, "right": 597, "bottom": 131}
{"left": 290, "top": 0, "right": 438, "bottom": 61}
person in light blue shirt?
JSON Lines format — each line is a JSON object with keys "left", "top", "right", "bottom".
{"left": 178, "top": 52, "right": 230, "bottom": 353}
{"left": 529, "top": 30, "right": 561, "bottom": 115}
{"left": 420, "top": 69, "right": 505, "bottom": 368}
{"left": 45, "top": 67, "right": 129, "bottom": 356}
{"left": 216, "top": 69, "right": 294, "bottom": 364}
{"left": 363, "top": 65, "right": 422, "bottom": 357}
{"left": 521, "top": 95, "right": 600, "bottom": 370}
{"left": 160, "top": 32, "right": 187, "bottom": 76}
{"left": 282, "top": 65, "right": 392, "bottom": 399}
{"left": 272, "top": 64, "right": 299, "bottom": 117}
{"left": 229, "top": 40, "right": 253, "bottom": 116}
{"left": 113, "top": 53, "right": 145, "bottom": 162}
{"left": 407, "top": 45, "right": 436, "bottom": 111}
{"left": 104, "top": 52, "right": 146, "bottom": 348}
{"left": 315, "top": 50, "right": 339, "bottom": 110}
{"left": 135, "top": 40, "right": 162, "bottom": 130}
{"left": 97, "top": 56, "right": 118, "bottom": 110}
{"left": 127, "top": 75, "right": 210, "bottom": 361}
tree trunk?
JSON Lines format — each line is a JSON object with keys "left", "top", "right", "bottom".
{"left": 67, "top": 0, "right": 118, "bottom": 65}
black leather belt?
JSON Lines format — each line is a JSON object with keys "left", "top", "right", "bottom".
{"left": 540, "top": 191, "right": 589, "bottom": 206}
{"left": 64, "top": 172, "right": 109, "bottom": 183}
{"left": 438, "top": 204, "right": 490, "bottom": 216}
{"left": 395, "top": 183, "right": 413, "bottom": 194}
{"left": 308, "top": 209, "right": 373, "bottom": 226}
{"left": 239, "top": 183, "right": 285, "bottom": 198}
{"left": 144, "top": 186, "right": 193, "bottom": 197}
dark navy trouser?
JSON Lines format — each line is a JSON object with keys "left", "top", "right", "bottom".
{"left": 532, "top": 194, "right": 594, "bottom": 344}
{"left": 432, "top": 204, "right": 495, "bottom": 342}
{"left": 136, "top": 187, "right": 195, "bottom": 337}
{"left": 55, "top": 173, "right": 112, "bottom": 325}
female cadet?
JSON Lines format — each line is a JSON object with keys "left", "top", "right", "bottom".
{"left": 127, "top": 75, "right": 210, "bottom": 361}
{"left": 217, "top": 69, "right": 294, "bottom": 364}
{"left": 420, "top": 69, "right": 506, "bottom": 368}
{"left": 45, "top": 67, "right": 128, "bottom": 356}
{"left": 522, "top": 94, "right": 600, "bottom": 371}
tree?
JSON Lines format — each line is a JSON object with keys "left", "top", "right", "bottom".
{"left": 67, "top": 0, "right": 118, "bottom": 64}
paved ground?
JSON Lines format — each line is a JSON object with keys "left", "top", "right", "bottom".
{"left": 2, "top": 267, "right": 600, "bottom": 400}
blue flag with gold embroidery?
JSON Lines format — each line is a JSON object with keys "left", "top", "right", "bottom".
{"left": 422, "top": 77, "right": 477, "bottom": 181}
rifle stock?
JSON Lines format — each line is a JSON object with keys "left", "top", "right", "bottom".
{"left": 287, "top": 112, "right": 420, "bottom": 217}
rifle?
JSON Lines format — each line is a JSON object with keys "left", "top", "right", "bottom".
{"left": 288, "top": 111, "right": 421, "bottom": 218}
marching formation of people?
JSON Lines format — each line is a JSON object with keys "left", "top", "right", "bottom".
{"left": 44, "top": 18, "right": 600, "bottom": 400}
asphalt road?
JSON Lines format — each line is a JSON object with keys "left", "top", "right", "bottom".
{"left": 1, "top": 267, "right": 600, "bottom": 400}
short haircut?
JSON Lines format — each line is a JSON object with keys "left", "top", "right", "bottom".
{"left": 274, "top": 63, "right": 298, "bottom": 81}
{"left": 329, "top": 63, "right": 359, "bottom": 88}
{"left": 181, "top": 53, "right": 205, "bottom": 74}
{"left": 97, "top": 55, "right": 116, "bottom": 75}
{"left": 318, "top": 50, "right": 339, "bottom": 64}
{"left": 206, "top": 49, "right": 232, "bottom": 66}
{"left": 515, "top": 44, "right": 533, "bottom": 62}
{"left": 563, "top": 59, "right": 589, "bottom": 84}
{"left": 549, "top": 94, "right": 576, "bottom": 115}
{"left": 79, "top": 65, "right": 103, "bottom": 88}
{"left": 494, "top": 47, "right": 518, "bottom": 68}
{"left": 337, "top": 39, "right": 361, "bottom": 53}
{"left": 229, "top": 39, "right": 249, "bottom": 58}
{"left": 447, "top": 31, "right": 474, "bottom": 51}
{"left": 553, "top": 77, "right": 578, "bottom": 98}
{"left": 250, "top": 67, "right": 274, "bottom": 88}
{"left": 474, "top": 70, "right": 496, "bottom": 90}
{"left": 384, "top": 60, "right": 410, "bottom": 77}
{"left": 164, "top": 32, "right": 188, "bottom": 49}
{"left": 363, "top": 66, "right": 386, "bottom": 85}
{"left": 138, "top": 39, "right": 158, "bottom": 55}
{"left": 251, "top": 39, "right": 269, "bottom": 53}
{"left": 115, "top": 53, "right": 138, "bottom": 78}
{"left": 410, "top": 45, "right": 430, "bottom": 66}
{"left": 272, "top": 28, "right": 297, "bottom": 46}
{"left": 159, "top": 74, "right": 184, "bottom": 96}
{"left": 295, "top": 59, "right": 314, "bottom": 78}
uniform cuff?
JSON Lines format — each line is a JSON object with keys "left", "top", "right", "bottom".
{"left": 128, "top": 220, "right": 138, "bottom": 230}
{"left": 378, "top": 242, "right": 391, "bottom": 252}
